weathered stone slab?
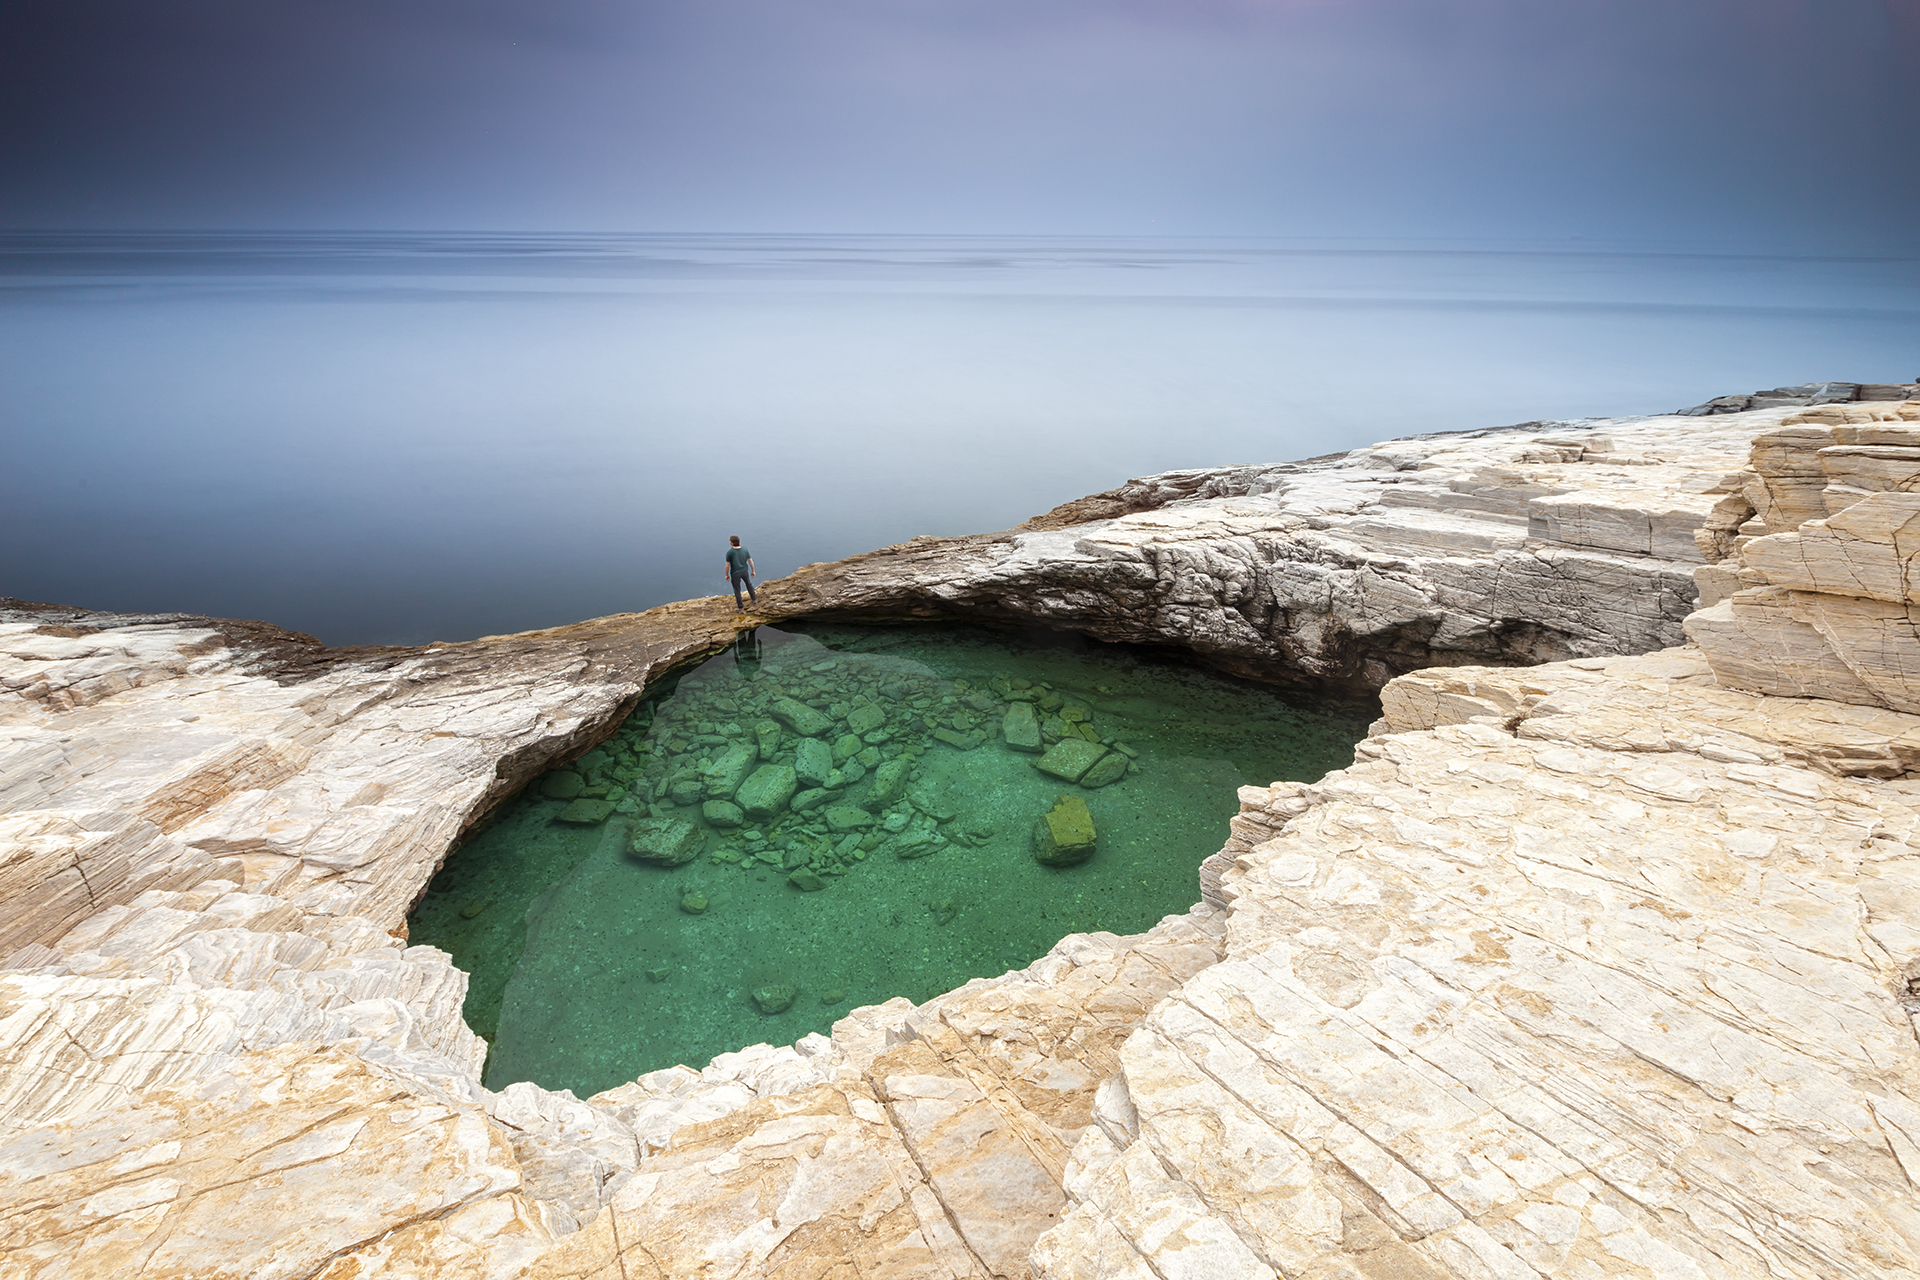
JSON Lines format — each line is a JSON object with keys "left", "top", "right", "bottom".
{"left": 734, "top": 763, "right": 798, "bottom": 819}
{"left": 553, "top": 797, "right": 615, "bottom": 825}
{"left": 1079, "top": 751, "right": 1128, "bottom": 788}
{"left": 793, "top": 736, "right": 833, "bottom": 787}
{"left": 1035, "top": 738, "right": 1108, "bottom": 783}
{"left": 627, "top": 817, "right": 705, "bottom": 865}
{"left": 701, "top": 740, "right": 758, "bottom": 799}
{"left": 822, "top": 804, "right": 874, "bottom": 832}
{"left": 1003, "top": 702, "right": 1044, "bottom": 752}
{"left": 769, "top": 697, "right": 832, "bottom": 738}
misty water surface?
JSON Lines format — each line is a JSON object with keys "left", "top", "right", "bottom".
{"left": 3, "top": 231, "right": 1916, "bottom": 645}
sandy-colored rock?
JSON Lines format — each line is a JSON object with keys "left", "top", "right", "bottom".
{"left": 0, "top": 1043, "right": 555, "bottom": 1279}
{"left": 1686, "top": 403, "right": 1920, "bottom": 712}
{"left": 764, "top": 412, "right": 1769, "bottom": 687}
{"left": 1040, "top": 704, "right": 1920, "bottom": 1279}
{"left": 9, "top": 400, "right": 1920, "bottom": 1279}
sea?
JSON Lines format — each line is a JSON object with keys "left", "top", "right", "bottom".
{"left": 3, "top": 231, "right": 1916, "bottom": 646}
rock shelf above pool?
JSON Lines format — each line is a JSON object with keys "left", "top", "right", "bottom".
{"left": 5, "top": 399, "right": 1920, "bottom": 1276}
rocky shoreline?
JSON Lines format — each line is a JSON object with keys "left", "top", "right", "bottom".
{"left": 5, "top": 390, "right": 1920, "bottom": 1277}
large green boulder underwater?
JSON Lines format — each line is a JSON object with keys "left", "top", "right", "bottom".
{"left": 1001, "top": 702, "right": 1043, "bottom": 752}
{"left": 704, "top": 741, "right": 759, "bottom": 799}
{"left": 736, "top": 763, "right": 799, "bottom": 819}
{"left": 1034, "top": 794, "right": 1097, "bottom": 867}
{"left": 793, "top": 737, "right": 834, "bottom": 787}
{"left": 628, "top": 817, "right": 706, "bottom": 866}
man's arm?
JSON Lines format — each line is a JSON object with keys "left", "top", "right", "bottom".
{"left": 747, "top": 557, "right": 756, "bottom": 577}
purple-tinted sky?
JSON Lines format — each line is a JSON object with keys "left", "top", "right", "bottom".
{"left": 4, "top": 0, "right": 1918, "bottom": 241}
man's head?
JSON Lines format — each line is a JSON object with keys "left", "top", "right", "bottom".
{"left": 729, "top": 535, "right": 741, "bottom": 546}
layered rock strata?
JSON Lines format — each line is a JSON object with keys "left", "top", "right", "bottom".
{"left": 5, "top": 402, "right": 1918, "bottom": 1276}
{"left": 765, "top": 412, "right": 1768, "bottom": 687}
{"left": 1685, "top": 401, "right": 1920, "bottom": 711}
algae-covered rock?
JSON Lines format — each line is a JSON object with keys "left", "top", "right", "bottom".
{"left": 704, "top": 741, "right": 759, "bottom": 799}
{"left": 788, "top": 869, "right": 827, "bottom": 892}
{"left": 667, "top": 777, "right": 703, "bottom": 806}
{"left": 791, "top": 787, "right": 830, "bottom": 813}
{"left": 1034, "top": 737, "right": 1108, "bottom": 783}
{"left": 823, "top": 805, "right": 875, "bottom": 832}
{"left": 1034, "top": 794, "right": 1096, "bottom": 867}
{"left": 794, "top": 737, "right": 834, "bottom": 788}
{"left": 846, "top": 703, "right": 886, "bottom": 735}
{"left": 770, "top": 697, "right": 832, "bottom": 738}
{"left": 867, "top": 758, "right": 912, "bottom": 808}
{"left": 555, "top": 798, "right": 616, "bottom": 825}
{"left": 751, "top": 983, "right": 797, "bottom": 1013}
{"left": 1079, "top": 751, "right": 1129, "bottom": 789}
{"left": 629, "top": 817, "right": 706, "bottom": 866}
{"left": 895, "top": 833, "right": 939, "bottom": 860}
{"left": 679, "top": 891, "right": 708, "bottom": 914}
{"left": 736, "top": 763, "right": 798, "bottom": 819}
{"left": 540, "top": 771, "right": 585, "bottom": 800}
{"left": 832, "top": 733, "right": 863, "bottom": 763}
{"left": 702, "top": 799, "right": 745, "bottom": 828}
{"left": 931, "top": 727, "right": 977, "bottom": 750}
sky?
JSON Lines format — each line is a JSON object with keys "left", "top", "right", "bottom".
{"left": 4, "top": 0, "right": 1918, "bottom": 243}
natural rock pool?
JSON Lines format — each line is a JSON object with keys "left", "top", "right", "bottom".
{"left": 409, "top": 623, "right": 1376, "bottom": 1097}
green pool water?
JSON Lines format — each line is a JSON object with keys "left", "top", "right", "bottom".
{"left": 408, "top": 623, "right": 1376, "bottom": 1098}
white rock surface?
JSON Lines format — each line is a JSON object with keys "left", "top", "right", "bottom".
{"left": 1686, "top": 402, "right": 1920, "bottom": 711}
{"left": 774, "top": 412, "right": 1767, "bottom": 687}
{"left": 7, "top": 403, "right": 1918, "bottom": 1277}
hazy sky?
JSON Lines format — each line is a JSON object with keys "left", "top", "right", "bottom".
{"left": 5, "top": 0, "right": 1918, "bottom": 241}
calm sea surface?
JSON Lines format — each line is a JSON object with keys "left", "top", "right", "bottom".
{"left": 4, "top": 232, "right": 1916, "bottom": 645}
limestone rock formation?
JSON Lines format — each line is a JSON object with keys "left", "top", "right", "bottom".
{"left": 1684, "top": 401, "right": 1920, "bottom": 710}
{"left": 764, "top": 411, "right": 1768, "bottom": 687}
{"left": 7, "top": 400, "right": 1920, "bottom": 1277}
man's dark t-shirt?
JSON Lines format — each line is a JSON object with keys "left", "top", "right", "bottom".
{"left": 725, "top": 546, "right": 752, "bottom": 577}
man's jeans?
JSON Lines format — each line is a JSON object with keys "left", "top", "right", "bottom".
{"left": 731, "top": 573, "right": 756, "bottom": 610}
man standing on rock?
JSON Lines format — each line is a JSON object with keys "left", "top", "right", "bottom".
{"left": 724, "top": 535, "right": 757, "bottom": 612}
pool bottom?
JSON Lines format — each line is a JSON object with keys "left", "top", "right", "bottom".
{"left": 410, "top": 623, "right": 1375, "bottom": 1099}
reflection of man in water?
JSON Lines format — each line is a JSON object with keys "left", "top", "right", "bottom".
{"left": 723, "top": 535, "right": 757, "bottom": 612}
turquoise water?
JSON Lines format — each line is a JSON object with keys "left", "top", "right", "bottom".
{"left": 409, "top": 623, "right": 1375, "bottom": 1097}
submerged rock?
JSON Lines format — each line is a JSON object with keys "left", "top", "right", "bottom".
{"left": 788, "top": 869, "right": 827, "bottom": 892}
{"left": 793, "top": 737, "right": 834, "bottom": 787}
{"left": 1034, "top": 737, "right": 1108, "bottom": 783}
{"left": 735, "top": 763, "right": 798, "bottom": 820}
{"left": 751, "top": 983, "right": 797, "bottom": 1014}
{"left": 540, "top": 771, "right": 585, "bottom": 799}
{"left": 1034, "top": 794, "right": 1097, "bottom": 866}
{"left": 846, "top": 703, "right": 886, "bottom": 735}
{"left": 866, "top": 759, "right": 912, "bottom": 808}
{"left": 679, "top": 891, "right": 708, "bottom": 915}
{"left": 769, "top": 697, "right": 832, "bottom": 738}
{"left": 701, "top": 800, "right": 744, "bottom": 828}
{"left": 628, "top": 817, "right": 706, "bottom": 866}
{"left": 703, "top": 741, "right": 758, "bottom": 799}
{"left": 1079, "top": 751, "right": 1129, "bottom": 789}
{"left": 554, "top": 797, "right": 617, "bottom": 825}
{"left": 823, "top": 805, "right": 875, "bottom": 832}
